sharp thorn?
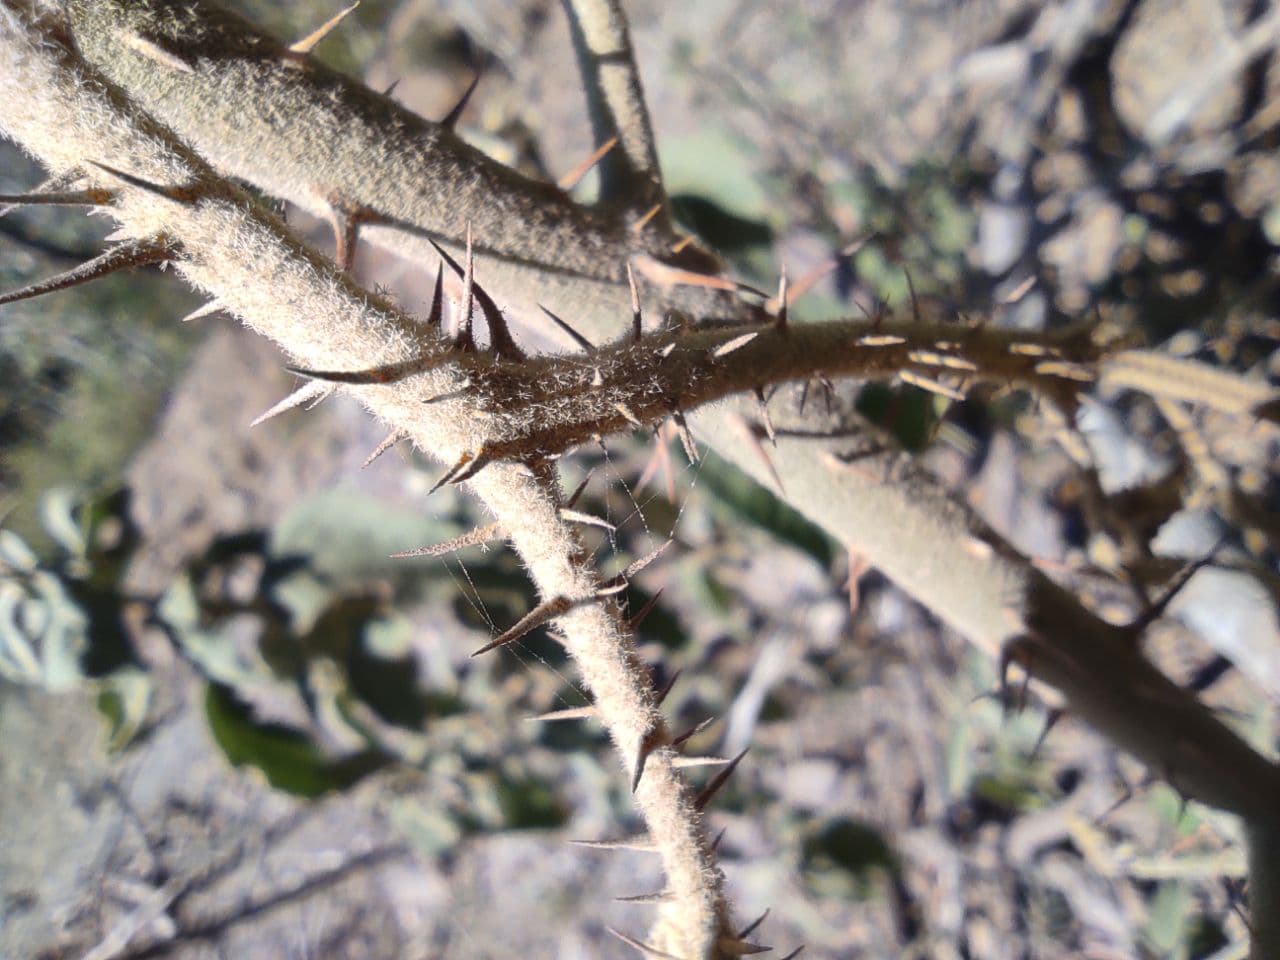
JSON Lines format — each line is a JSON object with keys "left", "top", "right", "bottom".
{"left": 1128, "top": 538, "right": 1226, "bottom": 635}
{"left": 614, "top": 890, "right": 673, "bottom": 904}
{"left": 633, "top": 254, "right": 738, "bottom": 292}
{"left": 382, "top": 77, "right": 401, "bottom": 97}
{"left": 538, "top": 304, "right": 595, "bottom": 352}
{"left": 559, "top": 508, "right": 616, "bottom": 532}
{"left": 557, "top": 135, "right": 619, "bottom": 192}
{"left": 720, "top": 940, "right": 772, "bottom": 956}
{"left": 1030, "top": 707, "right": 1064, "bottom": 761}
{"left": 694, "top": 747, "right": 749, "bottom": 811}
{"left": 604, "top": 540, "right": 673, "bottom": 592}
{"left": 670, "top": 235, "right": 695, "bottom": 254}
{"left": 87, "top": 161, "right": 196, "bottom": 203}
{"left": 180, "top": 299, "right": 225, "bottom": 323}
{"left": 391, "top": 521, "right": 503, "bottom": 559}
{"left": 429, "top": 234, "right": 522, "bottom": 359}
{"left": 525, "top": 704, "right": 597, "bottom": 722}
{"left": 362, "top": 429, "right": 408, "bottom": 468}
{"left": 652, "top": 662, "right": 679, "bottom": 703}
{"left": 569, "top": 838, "right": 657, "bottom": 853}
{"left": 327, "top": 204, "right": 361, "bottom": 272}
{"left": 284, "top": 354, "right": 432, "bottom": 385}
{"left": 0, "top": 187, "right": 114, "bottom": 208}
{"left": 672, "top": 755, "right": 731, "bottom": 769}
{"left": 712, "top": 331, "right": 760, "bottom": 359}
{"left": 710, "top": 827, "right": 727, "bottom": 852}
{"left": 117, "top": 29, "right": 196, "bottom": 73}
{"left": 629, "top": 588, "right": 666, "bottom": 632}
{"left": 289, "top": 2, "right": 360, "bottom": 55}
{"left": 739, "top": 910, "right": 770, "bottom": 940}
{"left": 0, "top": 236, "right": 174, "bottom": 307}
{"left": 672, "top": 411, "right": 699, "bottom": 464}
{"left": 250, "top": 380, "right": 334, "bottom": 427}
{"left": 905, "top": 268, "right": 921, "bottom": 321}
{"left": 422, "top": 262, "right": 445, "bottom": 328}
{"left": 606, "top": 927, "right": 683, "bottom": 959}
{"left": 428, "top": 451, "right": 476, "bottom": 496}
{"left": 753, "top": 387, "right": 777, "bottom": 444}
{"left": 471, "top": 596, "right": 572, "bottom": 657}
{"left": 779, "top": 947, "right": 806, "bottom": 960}
{"left": 632, "top": 202, "right": 663, "bottom": 233}
{"left": 440, "top": 69, "right": 482, "bottom": 129}
{"left": 671, "top": 716, "right": 716, "bottom": 749}
{"left": 614, "top": 402, "right": 643, "bottom": 428}
{"left": 631, "top": 726, "right": 664, "bottom": 793}
{"left": 565, "top": 470, "right": 594, "bottom": 509}
{"left": 627, "top": 261, "right": 643, "bottom": 342}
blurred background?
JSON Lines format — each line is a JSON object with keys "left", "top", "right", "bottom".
{"left": 2, "top": 0, "right": 1278, "bottom": 956}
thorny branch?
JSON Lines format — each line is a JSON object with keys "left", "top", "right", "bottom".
{"left": 2, "top": 0, "right": 1279, "bottom": 956}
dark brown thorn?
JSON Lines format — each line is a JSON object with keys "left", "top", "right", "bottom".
{"left": 391, "top": 521, "right": 503, "bottom": 559}
{"left": 798, "top": 379, "right": 811, "bottom": 415}
{"left": 382, "top": 77, "right": 401, "bottom": 97}
{"left": 632, "top": 202, "right": 663, "bottom": 233}
{"left": 426, "top": 262, "right": 445, "bottom": 328}
{"left": 0, "top": 236, "right": 174, "bottom": 307}
{"left": 565, "top": 470, "right": 594, "bottom": 509}
{"left": 739, "top": 910, "right": 770, "bottom": 940}
{"left": 428, "top": 235, "right": 522, "bottom": 359}
{"left": 558, "top": 135, "right": 619, "bottom": 192}
{"left": 1030, "top": 707, "right": 1064, "bottom": 761}
{"left": 710, "top": 827, "right": 728, "bottom": 852}
{"left": 362, "top": 429, "right": 408, "bottom": 469}
{"left": 905, "top": 268, "right": 921, "bottom": 321}
{"left": 471, "top": 595, "right": 572, "bottom": 657}
{"left": 538, "top": 305, "right": 595, "bottom": 352}
{"left": 775, "top": 266, "right": 789, "bottom": 333}
{"left": 250, "top": 381, "right": 334, "bottom": 428}
{"left": 694, "top": 747, "right": 748, "bottom": 811}
{"left": 428, "top": 450, "right": 480, "bottom": 496}
{"left": 0, "top": 187, "right": 114, "bottom": 208}
{"left": 719, "top": 940, "right": 771, "bottom": 956}
{"left": 627, "top": 262, "right": 643, "bottom": 341}
{"left": 671, "top": 716, "right": 716, "bottom": 749}
{"left": 753, "top": 387, "right": 777, "bottom": 444}
{"left": 284, "top": 354, "right": 432, "bottom": 385}
{"left": 631, "top": 725, "right": 664, "bottom": 793}
{"left": 1127, "top": 539, "right": 1226, "bottom": 636}
{"left": 117, "top": 29, "right": 196, "bottom": 73}
{"left": 606, "top": 927, "right": 682, "bottom": 959}
{"left": 87, "top": 162, "right": 197, "bottom": 203}
{"left": 614, "top": 890, "right": 673, "bottom": 904}
{"left": 440, "top": 69, "right": 482, "bottom": 129}
{"left": 560, "top": 508, "right": 616, "bottom": 532}
{"left": 525, "top": 704, "right": 597, "bottom": 722}
{"left": 289, "top": 2, "right": 360, "bottom": 55}
{"left": 180, "top": 299, "right": 224, "bottom": 323}
{"left": 652, "top": 663, "right": 680, "bottom": 704}
{"left": 629, "top": 588, "right": 666, "bottom": 632}
{"left": 569, "top": 838, "right": 657, "bottom": 853}
{"left": 672, "top": 411, "right": 699, "bottom": 464}
{"left": 779, "top": 947, "right": 806, "bottom": 960}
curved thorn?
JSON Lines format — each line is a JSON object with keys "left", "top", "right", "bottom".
{"left": 250, "top": 381, "right": 333, "bottom": 428}
{"left": 362, "top": 429, "right": 407, "bottom": 468}
{"left": 0, "top": 236, "right": 173, "bottom": 307}
{"left": 606, "top": 927, "right": 683, "bottom": 959}
{"left": 739, "top": 909, "right": 770, "bottom": 940}
{"left": 391, "top": 521, "right": 503, "bottom": 559}
{"left": 629, "top": 588, "right": 665, "bottom": 632}
{"left": 440, "top": 69, "right": 482, "bottom": 129}
{"left": 289, "top": 2, "right": 360, "bottom": 55}
{"left": 87, "top": 161, "right": 197, "bottom": 203}
{"left": 695, "top": 747, "right": 749, "bottom": 811}
{"left": 538, "top": 304, "right": 595, "bottom": 352}
{"left": 558, "top": 135, "right": 619, "bottom": 192}
{"left": 471, "top": 596, "right": 572, "bottom": 657}
{"left": 180, "top": 299, "right": 225, "bottom": 323}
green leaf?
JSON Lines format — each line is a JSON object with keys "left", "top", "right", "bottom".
{"left": 204, "top": 682, "right": 387, "bottom": 798}
{"left": 697, "top": 454, "right": 835, "bottom": 568}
